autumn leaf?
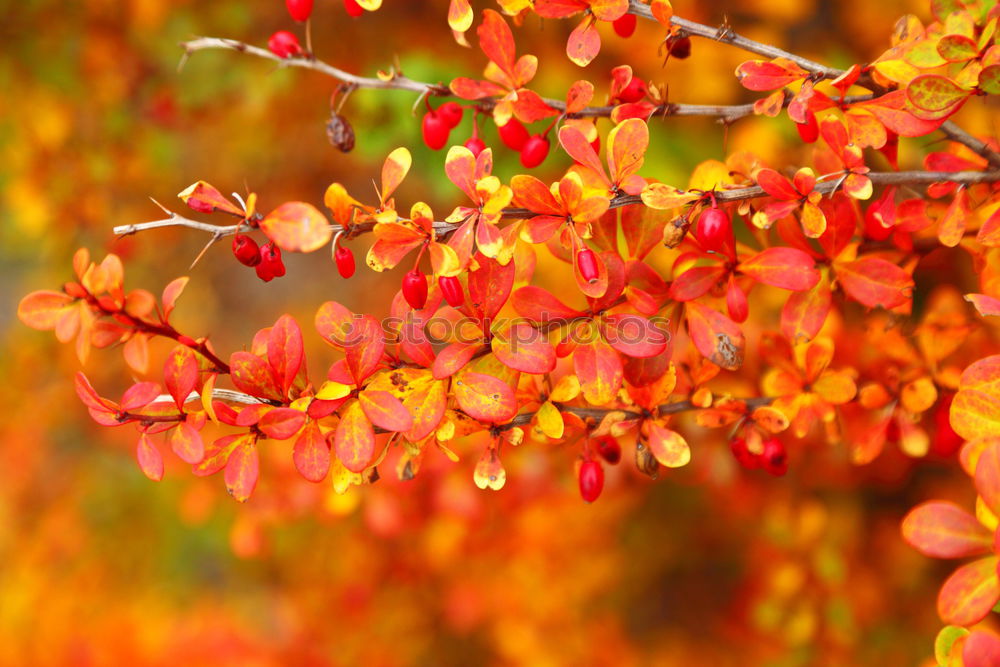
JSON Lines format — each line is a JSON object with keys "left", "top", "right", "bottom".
{"left": 901, "top": 501, "right": 993, "bottom": 558}
{"left": 836, "top": 257, "right": 913, "bottom": 309}
{"left": 224, "top": 438, "right": 260, "bottom": 503}
{"left": 335, "top": 400, "right": 376, "bottom": 473}
{"left": 453, "top": 371, "right": 517, "bottom": 423}
{"left": 260, "top": 202, "right": 332, "bottom": 253}
{"left": 937, "top": 556, "right": 1000, "bottom": 626}
{"left": 293, "top": 422, "right": 331, "bottom": 483}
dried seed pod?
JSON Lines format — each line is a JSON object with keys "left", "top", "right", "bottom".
{"left": 635, "top": 440, "right": 660, "bottom": 479}
{"left": 326, "top": 112, "right": 356, "bottom": 152}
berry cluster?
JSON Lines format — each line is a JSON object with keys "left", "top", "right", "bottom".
{"left": 232, "top": 234, "right": 287, "bottom": 282}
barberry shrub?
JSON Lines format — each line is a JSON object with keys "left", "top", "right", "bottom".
{"left": 17, "top": 0, "right": 1000, "bottom": 660}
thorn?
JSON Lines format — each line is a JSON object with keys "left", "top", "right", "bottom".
{"left": 189, "top": 234, "right": 220, "bottom": 270}
{"left": 149, "top": 197, "right": 172, "bottom": 215}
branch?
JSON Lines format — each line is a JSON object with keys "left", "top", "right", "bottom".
{"left": 114, "top": 170, "right": 1000, "bottom": 241}
{"left": 940, "top": 121, "right": 1000, "bottom": 169}
{"left": 626, "top": 0, "right": 843, "bottom": 80}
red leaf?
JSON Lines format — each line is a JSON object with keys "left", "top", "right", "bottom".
{"left": 293, "top": 422, "right": 331, "bottom": 483}
{"left": 938, "top": 556, "right": 1000, "bottom": 626}
{"left": 670, "top": 265, "right": 726, "bottom": 302}
{"left": 739, "top": 247, "right": 819, "bottom": 291}
{"left": 335, "top": 400, "right": 376, "bottom": 472}
{"left": 836, "top": 257, "right": 913, "bottom": 309}
{"left": 477, "top": 9, "right": 516, "bottom": 76}
{"left": 164, "top": 345, "right": 198, "bottom": 409}
{"left": 177, "top": 181, "right": 245, "bottom": 217}
{"left": 344, "top": 315, "right": 385, "bottom": 385}
{"left": 781, "top": 278, "right": 832, "bottom": 344}
{"left": 902, "top": 501, "right": 993, "bottom": 559}
{"left": 224, "top": 440, "right": 260, "bottom": 503}
{"left": 267, "top": 314, "right": 304, "bottom": 396}
{"left": 492, "top": 323, "right": 557, "bottom": 373}
{"left": 600, "top": 313, "right": 668, "bottom": 358}
{"left": 453, "top": 372, "right": 517, "bottom": 423}
{"left": 258, "top": 407, "right": 307, "bottom": 440}
{"left": 966, "top": 294, "right": 1000, "bottom": 317}
{"left": 170, "top": 421, "right": 205, "bottom": 465}
{"left": 360, "top": 390, "right": 414, "bottom": 432}
{"left": 136, "top": 434, "right": 164, "bottom": 481}
{"left": 964, "top": 631, "right": 1000, "bottom": 667}
{"left": 736, "top": 58, "right": 809, "bottom": 91}
{"left": 466, "top": 253, "right": 516, "bottom": 321}
{"left": 975, "top": 441, "right": 1000, "bottom": 517}
{"left": 432, "top": 342, "right": 484, "bottom": 379}
{"left": 512, "top": 286, "right": 584, "bottom": 321}
{"left": 755, "top": 168, "right": 801, "bottom": 200}
{"left": 120, "top": 381, "right": 161, "bottom": 411}
{"left": 194, "top": 433, "right": 247, "bottom": 476}
{"left": 567, "top": 16, "right": 600, "bottom": 67}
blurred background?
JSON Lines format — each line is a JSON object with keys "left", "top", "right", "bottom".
{"left": 1, "top": 0, "right": 994, "bottom": 664}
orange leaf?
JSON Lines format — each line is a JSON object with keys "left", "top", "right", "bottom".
{"left": 258, "top": 408, "right": 307, "bottom": 440}
{"left": 511, "top": 174, "right": 562, "bottom": 215}
{"left": 836, "top": 257, "right": 913, "bottom": 309}
{"left": 736, "top": 58, "right": 809, "bottom": 91}
{"left": 492, "top": 323, "right": 557, "bottom": 374}
{"left": 565, "top": 80, "right": 594, "bottom": 113}
{"left": 739, "top": 247, "right": 819, "bottom": 291}
{"left": 224, "top": 439, "right": 260, "bottom": 503}
{"left": 17, "top": 290, "right": 74, "bottom": 330}
{"left": 267, "top": 314, "right": 304, "bottom": 397}
{"left": 567, "top": 17, "right": 600, "bottom": 67}
{"left": 558, "top": 125, "right": 608, "bottom": 185}
{"left": 230, "top": 351, "right": 283, "bottom": 402}
{"left": 260, "top": 202, "right": 332, "bottom": 253}
{"left": 161, "top": 276, "right": 189, "bottom": 320}
{"left": 685, "top": 301, "right": 745, "bottom": 371}
{"left": 640, "top": 183, "right": 699, "bottom": 210}
{"left": 380, "top": 147, "right": 412, "bottom": 202}
{"left": 454, "top": 371, "right": 517, "bottom": 423}
{"left": 607, "top": 118, "right": 648, "bottom": 186}
{"left": 646, "top": 422, "right": 691, "bottom": 468}
{"left": 938, "top": 556, "right": 1000, "bottom": 626}
{"left": 902, "top": 501, "right": 993, "bottom": 558}
{"left": 937, "top": 188, "right": 968, "bottom": 248}
{"left": 335, "top": 400, "right": 376, "bottom": 472}
{"left": 781, "top": 277, "right": 832, "bottom": 344}
{"left": 177, "top": 181, "right": 245, "bottom": 217}
{"left": 163, "top": 345, "right": 198, "bottom": 409}
{"left": 574, "top": 337, "right": 624, "bottom": 405}
{"left": 402, "top": 377, "right": 448, "bottom": 441}
{"left": 477, "top": 9, "right": 516, "bottom": 76}
{"left": 966, "top": 294, "right": 1000, "bottom": 317}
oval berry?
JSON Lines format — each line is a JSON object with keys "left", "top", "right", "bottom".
{"left": 520, "top": 134, "right": 550, "bottom": 168}
{"left": 729, "top": 437, "right": 759, "bottom": 470}
{"left": 402, "top": 269, "right": 428, "bottom": 309}
{"left": 595, "top": 436, "right": 622, "bottom": 465}
{"left": 256, "top": 242, "right": 286, "bottom": 282}
{"left": 285, "top": 0, "right": 313, "bottom": 22}
{"left": 498, "top": 118, "right": 529, "bottom": 151}
{"left": 578, "top": 460, "right": 604, "bottom": 503}
{"left": 343, "top": 0, "right": 363, "bottom": 17}
{"left": 439, "top": 275, "right": 465, "bottom": 307}
{"left": 577, "top": 248, "right": 599, "bottom": 283}
{"left": 726, "top": 277, "right": 748, "bottom": 323}
{"left": 612, "top": 13, "right": 636, "bottom": 38}
{"left": 696, "top": 207, "right": 734, "bottom": 256}
{"left": 795, "top": 110, "right": 819, "bottom": 144}
{"left": 617, "top": 76, "right": 647, "bottom": 104}
{"left": 761, "top": 437, "right": 788, "bottom": 477}
{"left": 267, "top": 31, "right": 302, "bottom": 59}
{"left": 668, "top": 35, "right": 692, "bottom": 59}
{"left": 437, "top": 102, "right": 464, "bottom": 129}
{"left": 232, "top": 234, "right": 261, "bottom": 267}
{"left": 334, "top": 245, "right": 355, "bottom": 278}
{"left": 465, "top": 136, "right": 486, "bottom": 157}
{"left": 422, "top": 112, "right": 450, "bottom": 150}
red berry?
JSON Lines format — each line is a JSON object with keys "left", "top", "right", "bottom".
{"left": 577, "top": 248, "right": 599, "bottom": 283}
{"left": 578, "top": 459, "right": 604, "bottom": 503}
{"left": 422, "top": 111, "right": 450, "bottom": 150}
{"left": 437, "top": 102, "right": 464, "bottom": 129}
{"left": 617, "top": 76, "right": 647, "bottom": 104}
{"left": 795, "top": 109, "right": 819, "bottom": 144}
{"left": 439, "top": 275, "right": 465, "bottom": 307}
{"left": 613, "top": 13, "right": 637, "bottom": 38}
{"left": 285, "top": 0, "right": 313, "bottom": 22}
{"left": 335, "top": 245, "right": 355, "bottom": 278}
{"left": 668, "top": 35, "right": 692, "bottom": 59}
{"left": 232, "top": 234, "right": 261, "bottom": 266}
{"left": 696, "top": 207, "right": 734, "bottom": 256}
{"left": 402, "top": 269, "right": 428, "bottom": 309}
{"left": 520, "top": 134, "right": 550, "bottom": 168}
{"left": 498, "top": 118, "right": 529, "bottom": 151}
{"left": 730, "top": 437, "right": 759, "bottom": 470}
{"left": 761, "top": 438, "right": 788, "bottom": 477}
{"left": 465, "top": 136, "right": 486, "bottom": 157}
{"left": 932, "top": 393, "right": 964, "bottom": 457}
{"left": 256, "top": 242, "right": 286, "bottom": 282}
{"left": 267, "top": 30, "right": 302, "bottom": 59}
{"left": 343, "top": 0, "right": 363, "bottom": 17}
{"left": 595, "top": 436, "right": 622, "bottom": 465}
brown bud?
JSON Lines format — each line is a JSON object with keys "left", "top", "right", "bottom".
{"left": 326, "top": 112, "right": 355, "bottom": 152}
{"left": 662, "top": 215, "right": 690, "bottom": 248}
{"left": 635, "top": 440, "right": 660, "bottom": 479}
